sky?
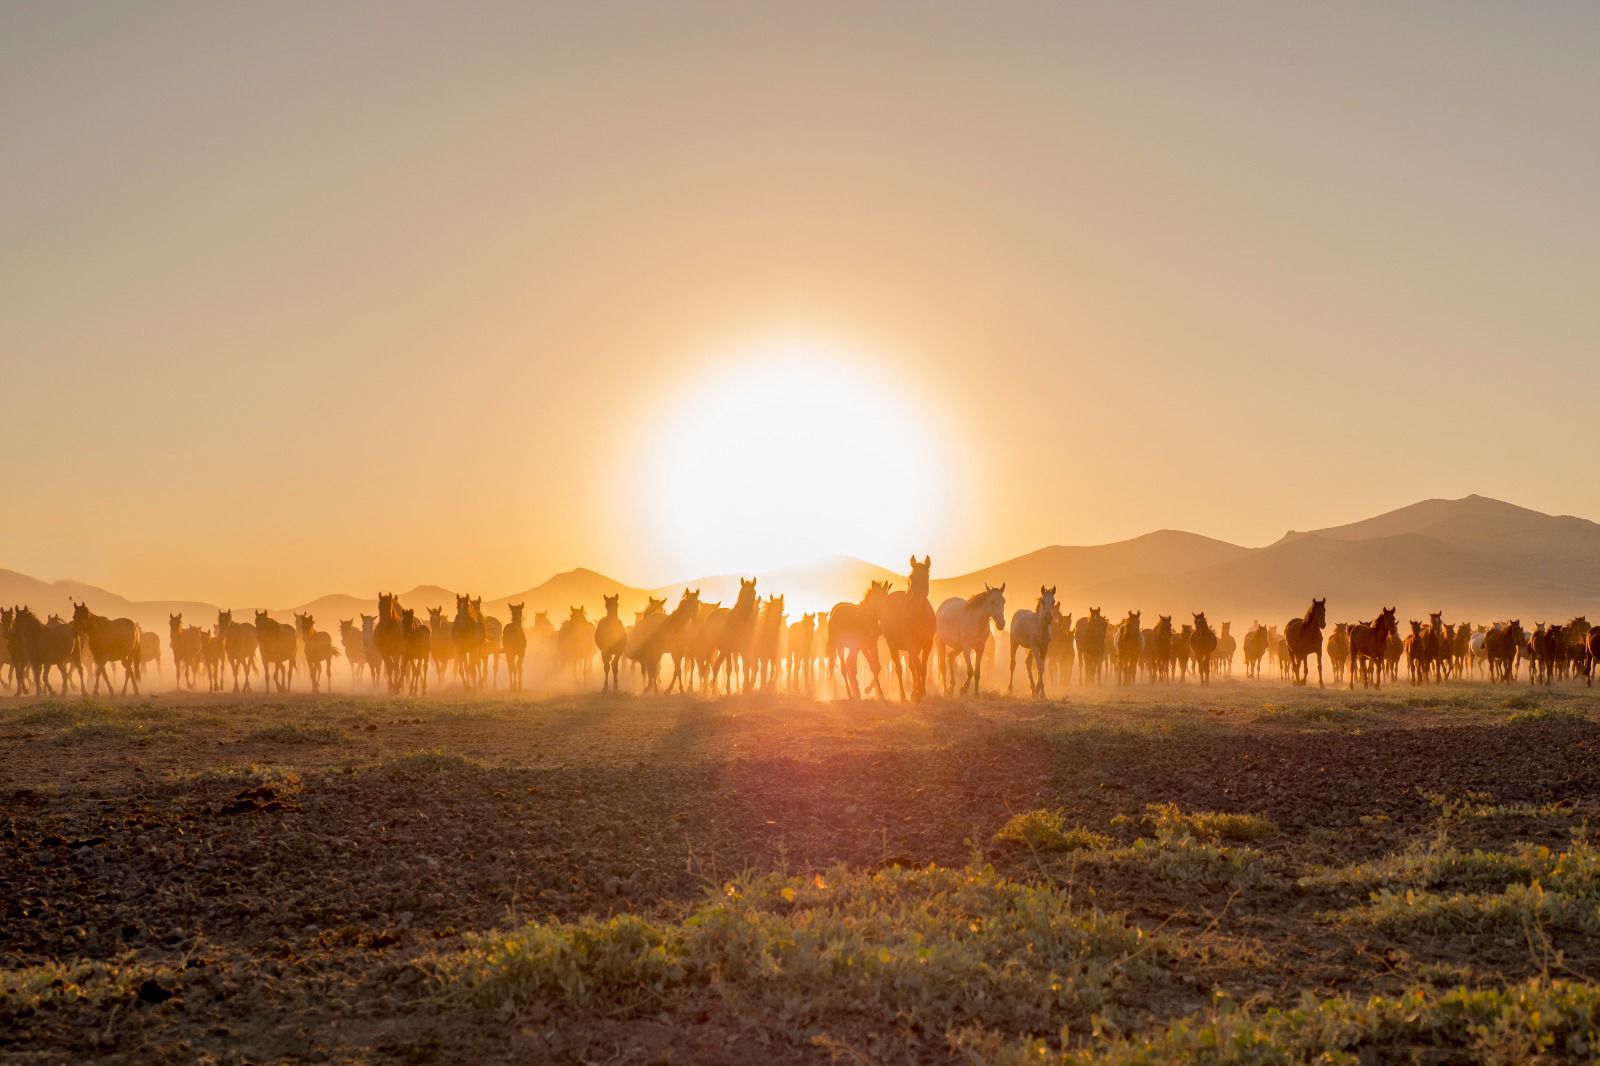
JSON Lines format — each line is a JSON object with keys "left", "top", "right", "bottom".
{"left": 3, "top": 3, "right": 1598, "bottom": 606}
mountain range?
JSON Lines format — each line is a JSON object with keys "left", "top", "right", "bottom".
{"left": 4, "top": 495, "right": 1597, "bottom": 640}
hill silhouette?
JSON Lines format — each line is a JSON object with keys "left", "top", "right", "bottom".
{"left": 3, "top": 496, "right": 1596, "bottom": 638}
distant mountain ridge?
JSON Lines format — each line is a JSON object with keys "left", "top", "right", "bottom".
{"left": 4, "top": 495, "right": 1597, "bottom": 638}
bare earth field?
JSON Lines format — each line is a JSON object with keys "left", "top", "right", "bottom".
{"left": 6, "top": 679, "right": 1600, "bottom": 1063}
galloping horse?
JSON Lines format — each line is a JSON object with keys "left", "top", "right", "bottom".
{"left": 830, "top": 581, "right": 892, "bottom": 700}
{"left": 881, "top": 556, "right": 936, "bottom": 702}
{"left": 1242, "top": 622, "right": 1268, "bottom": 679}
{"left": 401, "top": 608, "right": 430, "bottom": 695}
{"left": 558, "top": 606, "right": 597, "bottom": 685}
{"left": 374, "top": 595, "right": 407, "bottom": 693}
{"left": 169, "top": 614, "right": 204, "bottom": 690}
{"left": 594, "top": 595, "right": 626, "bottom": 692}
{"left": 1214, "top": 621, "right": 1235, "bottom": 676}
{"left": 1115, "top": 610, "right": 1142, "bottom": 686}
{"left": 427, "top": 606, "right": 455, "bottom": 684}
{"left": 710, "top": 578, "right": 760, "bottom": 694}
{"left": 755, "top": 595, "right": 787, "bottom": 689}
{"left": 1347, "top": 607, "right": 1398, "bottom": 690}
{"left": 1149, "top": 616, "right": 1174, "bottom": 684}
{"left": 255, "top": 610, "right": 301, "bottom": 692}
{"left": 72, "top": 602, "right": 143, "bottom": 696}
{"left": 1049, "top": 610, "right": 1075, "bottom": 687}
{"left": 1190, "top": 612, "right": 1219, "bottom": 686}
{"left": 934, "top": 584, "right": 1005, "bottom": 696}
{"left": 339, "top": 619, "right": 370, "bottom": 684}
{"left": 1326, "top": 623, "right": 1350, "bottom": 683}
{"left": 1484, "top": 621, "right": 1523, "bottom": 683}
{"left": 451, "top": 595, "right": 487, "bottom": 690}
{"left": 295, "top": 613, "right": 338, "bottom": 693}
{"left": 628, "top": 589, "right": 699, "bottom": 694}
{"left": 786, "top": 613, "right": 816, "bottom": 692}
{"left": 1007, "top": 586, "right": 1058, "bottom": 698}
{"left": 1282, "top": 598, "right": 1326, "bottom": 687}
{"left": 503, "top": 603, "right": 528, "bottom": 691}
{"left": 1075, "top": 608, "right": 1108, "bottom": 685}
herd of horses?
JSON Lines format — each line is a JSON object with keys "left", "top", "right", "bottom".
{"left": 4, "top": 561, "right": 1600, "bottom": 700}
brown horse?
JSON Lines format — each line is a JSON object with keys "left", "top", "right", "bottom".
{"left": 374, "top": 594, "right": 406, "bottom": 693}
{"left": 1585, "top": 626, "right": 1600, "bottom": 687}
{"left": 1115, "top": 610, "right": 1142, "bottom": 685}
{"left": 169, "top": 614, "right": 204, "bottom": 691}
{"left": 710, "top": 578, "right": 760, "bottom": 694}
{"left": 594, "top": 595, "right": 626, "bottom": 692}
{"left": 1242, "top": 622, "right": 1268, "bottom": 679}
{"left": 880, "top": 555, "right": 936, "bottom": 702}
{"left": 339, "top": 619, "right": 371, "bottom": 685}
{"left": 1074, "top": 608, "right": 1108, "bottom": 685}
{"left": 503, "top": 603, "right": 529, "bottom": 691}
{"left": 1326, "top": 623, "right": 1350, "bottom": 683}
{"left": 1347, "top": 607, "right": 1398, "bottom": 690}
{"left": 1282, "top": 598, "right": 1326, "bottom": 687}
{"left": 401, "top": 608, "right": 430, "bottom": 695}
{"left": 296, "top": 613, "right": 338, "bottom": 693}
{"left": 1190, "top": 612, "right": 1219, "bottom": 686}
{"left": 754, "top": 595, "right": 787, "bottom": 690}
{"left": 255, "top": 610, "right": 300, "bottom": 692}
{"left": 72, "top": 602, "right": 143, "bottom": 695}
{"left": 830, "top": 581, "right": 892, "bottom": 700}
{"left": 217, "top": 609, "right": 260, "bottom": 693}
{"left": 427, "top": 606, "right": 456, "bottom": 685}
{"left": 1484, "top": 621, "right": 1523, "bottom": 683}
{"left": 627, "top": 590, "right": 700, "bottom": 694}
{"left": 200, "top": 629, "right": 226, "bottom": 692}
{"left": 1214, "top": 621, "right": 1235, "bottom": 676}
{"left": 786, "top": 612, "right": 816, "bottom": 692}
{"left": 452, "top": 594, "right": 487, "bottom": 691}
{"left": 558, "top": 606, "right": 597, "bottom": 685}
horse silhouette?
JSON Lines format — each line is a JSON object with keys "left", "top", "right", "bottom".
{"left": 1283, "top": 598, "right": 1327, "bottom": 687}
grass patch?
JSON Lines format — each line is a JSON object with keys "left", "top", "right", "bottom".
{"left": 437, "top": 863, "right": 1154, "bottom": 1044}
{"left": 1505, "top": 705, "right": 1587, "bottom": 725}
{"left": 1329, "top": 837, "right": 1600, "bottom": 937}
{"left": 245, "top": 723, "right": 347, "bottom": 745}
{"left": 994, "top": 810, "right": 1112, "bottom": 853}
{"left": 174, "top": 763, "right": 303, "bottom": 792}
{"left": 0, "top": 956, "right": 178, "bottom": 1013}
{"left": 1303, "top": 838, "right": 1556, "bottom": 895}
{"left": 1420, "top": 789, "right": 1571, "bottom": 821}
{"left": 387, "top": 749, "right": 481, "bottom": 775}
{"left": 975, "top": 977, "right": 1600, "bottom": 1065}
{"left": 1142, "top": 802, "right": 1274, "bottom": 843}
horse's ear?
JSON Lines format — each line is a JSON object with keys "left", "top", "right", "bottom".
{"left": 999, "top": 583, "right": 1006, "bottom": 593}
{"left": 922, "top": 555, "right": 930, "bottom": 568}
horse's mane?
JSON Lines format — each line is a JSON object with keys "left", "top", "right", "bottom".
{"left": 964, "top": 589, "right": 990, "bottom": 608}
{"left": 1301, "top": 600, "right": 1318, "bottom": 627}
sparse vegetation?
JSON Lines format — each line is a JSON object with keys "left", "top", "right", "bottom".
{"left": 245, "top": 722, "right": 347, "bottom": 744}
{"left": 1141, "top": 802, "right": 1275, "bottom": 843}
{"left": 994, "top": 809, "right": 1113, "bottom": 853}
{"left": 442, "top": 863, "right": 1154, "bottom": 1043}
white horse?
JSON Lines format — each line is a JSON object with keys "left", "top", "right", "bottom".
{"left": 1008, "top": 586, "right": 1058, "bottom": 698}
{"left": 935, "top": 584, "right": 1006, "bottom": 696}
{"left": 1469, "top": 627, "right": 1491, "bottom": 677}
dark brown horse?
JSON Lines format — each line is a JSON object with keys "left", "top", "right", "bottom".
{"left": 255, "top": 610, "right": 301, "bottom": 692}
{"left": 1115, "top": 610, "right": 1142, "bottom": 686}
{"left": 1484, "top": 620, "right": 1524, "bottom": 683}
{"left": 594, "top": 595, "right": 626, "bottom": 693}
{"left": 374, "top": 594, "right": 406, "bottom": 693}
{"left": 1074, "top": 608, "right": 1108, "bottom": 685}
{"left": 1283, "top": 598, "right": 1326, "bottom": 687}
{"left": 710, "top": 578, "right": 760, "bottom": 694}
{"left": 1347, "top": 607, "right": 1398, "bottom": 690}
{"left": 72, "top": 602, "right": 143, "bottom": 695}
{"left": 829, "top": 581, "right": 891, "bottom": 700}
{"left": 1190, "top": 612, "right": 1218, "bottom": 686}
{"left": 881, "top": 555, "right": 936, "bottom": 702}
{"left": 503, "top": 603, "right": 528, "bottom": 691}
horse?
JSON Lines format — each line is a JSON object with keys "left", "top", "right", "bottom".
{"left": 1404, "top": 620, "right": 1427, "bottom": 684}
{"left": 558, "top": 606, "right": 597, "bottom": 685}
{"left": 1171, "top": 624, "right": 1191, "bottom": 682}
{"left": 374, "top": 594, "right": 406, "bottom": 694}
{"left": 451, "top": 595, "right": 487, "bottom": 690}
{"left": 1242, "top": 622, "right": 1268, "bottom": 679}
{"left": 427, "top": 606, "right": 456, "bottom": 685}
{"left": 1585, "top": 626, "right": 1600, "bottom": 687}
{"left": 361, "top": 613, "right": 381, "bottom": 687}
{"left": 72, "top": 602, "right": 143, "bottom": 695}
{"left": 480, "top": 602, "right": 504, "bottom": 688}
{"left": 626, "top": 590, "right": 699, "bottom": 694}
{"left": 339, "top": 619, "right": 371, "bottom": 684}
{"left": 1348, "top": 607, "right": 1399, "bottom": 690}
{"left": 1007, "top": 586, "right": 1057, "bottom": 697}
{"left": 201, "top": 629, "right": 226, "bottom": 691}
{"left": 710, "top": 578, "right": 760, "bottom": 694}
{"left": 1190, "top": 612, "right": 1219, "bottom": 686}
{"left": 593, "top": 595, "right": 626, "bottom": 693}
{"left": 1484, "top": 621, "right": 1523, "bottom": 683}
{"left": 13, "top": 607, "right": 82, "bottom": 696}
{"left": 401, "top": 608, "right": 430, "bottom": 695}
{"left": 786, "top": 613, "right": 816, "bottom": 692}
{"left": 1282, "top": 598, "right": 1326, "bottom": 687}
{"left": 1214, "top": 621, "right": 1235, "bottom": 676}
{"left": 1074, "top": 608, "right": 1108, "bottom": 685}
{"left": 1115, "top": 610, "right": 1142, "bottom": 686}
{"left": 754, "top": 595, "right": 786, "bottom": 690}
{"left": 1529, "top": 623, "right": 1565, "bottom": 687}
{"left": 503, "top": 602, "right": 528, "bottom": 691}
{"left": 140, "top": 632, "right": 161, "bottom": 680}
{"left": 1145, "top": 616, "right": 1174, "bottom": 684}
{"left": 1049, "top": 610, "right": 1075, "bottom": 687}
{"left": 255, "top": 610, "right": 301, "bottom": 692}
{"left": 934, "top": 584, "right": 1005, "bottom": 696}
{"left": 1326, "top": 623, "right": 1350, "bottom": 683}
{"left": 296, "top": 613, "right": 338, "bottom": 693}
{"left": 169, "top": 614, "right": 204, "bottom": 691}
{"left": 880, "top": 556, "right": 936, "bottom": 702}
{"left": 830, "top": 581, "right": 892, "bottom": 700}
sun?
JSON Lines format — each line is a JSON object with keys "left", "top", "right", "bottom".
{"left": 641, "top": 337, "right": 947, "bottom": 579}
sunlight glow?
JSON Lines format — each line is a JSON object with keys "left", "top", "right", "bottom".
{"left": 642, "top": 337, "right": 946, "bottom": 580}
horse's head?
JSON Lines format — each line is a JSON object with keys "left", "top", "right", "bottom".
{"left": 216, "top": 608, "right": 231, "bottom": 630}
{"left": 1089, "top": 606, "right": 1102, "bottom": 622}
{"left": 1312, "top": 598, "right": 1327, "bottom": 627}
{"left": 509, "top": 603, "right": 525, "bottom": 625}
{"left": 254, "top": 609, "right": 271, "bottom": 628}
{"left": 1156, "top": 615, "right": 1173, "bottom": 636}
{"left": 1429, "top": 610, "right": 1444, "bottom": 630}
{"left": 295, "top": 613, "right": 313, "bottom": 636}
{"left": 603, "top": 594, "right": 619, "bottom": 616}
{"left": 646, "top": 597, "right": 667, "bottom": 616}
{"left": 455, "top": 593, "right": 471, "bottom": 616}
{"left": 1036, "top": 585, "right": 1057, "bottom": 622}
{"left": 982, "top": 583, "right": 1007, "bottom": 630}
{"left": 1193, "top": 611, "right": 1211, "bottom": 635}
{"left": 569, "top": 605, "right": 586, "bottom": 622}
{"left": 908, "top": 555, "right": 931, "bottom": 597}
{"left": 736, "top": 578, "right": 758, "bottom": 609}
{"left": 70, "top": 601, "right": 91, "bottom": 630}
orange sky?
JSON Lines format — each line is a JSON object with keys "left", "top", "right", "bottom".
{"left": 4, "top": 4, "right": 1599, "bottom": 605}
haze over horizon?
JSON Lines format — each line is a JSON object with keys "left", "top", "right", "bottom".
{"left": 5, "top": 4, "right": 1598, "bottom": 605}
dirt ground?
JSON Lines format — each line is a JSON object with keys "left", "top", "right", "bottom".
{"left": 4, "top": 677, "right": 1600, "bottom": 1063}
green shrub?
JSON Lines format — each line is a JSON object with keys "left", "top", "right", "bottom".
{"left": 994, "top": 810, "right": 1112, "bottom": 853}
{"left": 1142, "top": 803, "right": 1274, "bottom": 843}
